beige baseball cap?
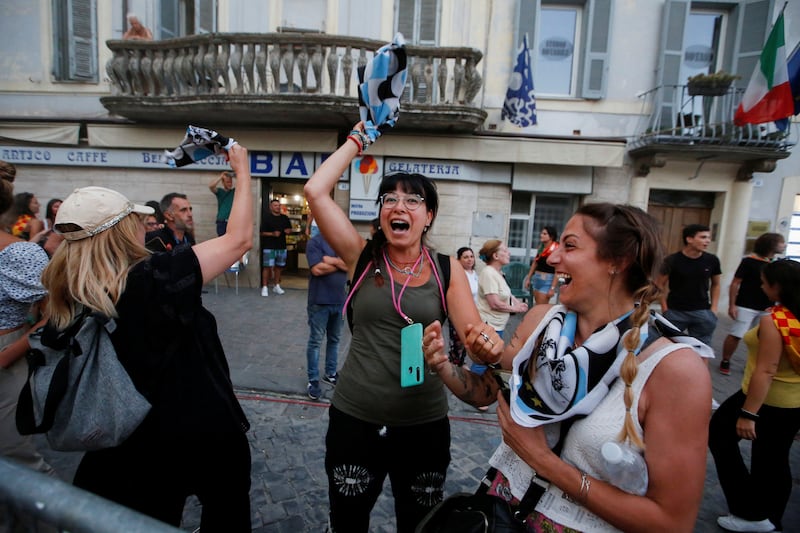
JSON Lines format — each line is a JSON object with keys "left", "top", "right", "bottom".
{"left": 55, "top": 186, "right": 154, "bottom": 241}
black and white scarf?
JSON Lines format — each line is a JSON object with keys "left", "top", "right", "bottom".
{"left": 163, "top": 125, "right": 236, "bottom": 168}
{"left": 508, "top": 305, "right": 713, "bottom": 443}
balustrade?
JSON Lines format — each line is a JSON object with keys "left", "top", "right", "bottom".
{"left": 105, "top": 33, "right": 484, "bottom": 106}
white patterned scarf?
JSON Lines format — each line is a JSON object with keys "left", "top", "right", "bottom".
{"left": 163, "top": 125, "right": 236, "bottom": 168}
{"left": 508, "top": 304, "right": 713, "bottom": 445}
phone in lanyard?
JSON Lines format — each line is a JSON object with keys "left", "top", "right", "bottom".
{"left": 400, "top": 322, "right": 424, "bottom": 387}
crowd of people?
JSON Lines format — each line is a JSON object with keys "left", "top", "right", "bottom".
{"left": 1, "top": 122, "right": 798, "bottom": 533}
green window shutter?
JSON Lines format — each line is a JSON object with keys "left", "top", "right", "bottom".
{"left": 654, "top": 0, "right": 689, "bottom": 129}
{"left": 581, "top": 0, "right": 612, "bottom": 99}
{"left": 732, "top": 0, "right": 773, "bottom": 91}
{"left": 62, "top": 0, "right": 97, "bottom": 81}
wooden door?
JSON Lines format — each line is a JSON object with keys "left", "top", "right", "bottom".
{"left": 648, "top": 205, "right": 711, "bottom": 254}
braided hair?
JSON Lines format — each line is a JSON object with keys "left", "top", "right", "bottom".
{"left": 369, "top": 172, "right": 438, "bottom": 286}
{"left": 575, "top": 203, "right": 665, "bottom": 449}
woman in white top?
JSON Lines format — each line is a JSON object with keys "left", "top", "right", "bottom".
{"left": 456, "top": 246, "right": 479, "bottom": 303}
{"left": 476, "top": 239, "right": 528, "bottom": 337}
{"left": 424, "top": 203, "right": 712, "bottom": 531}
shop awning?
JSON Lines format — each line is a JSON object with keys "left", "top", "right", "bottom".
{"left": 87, "top": 125, "right": 339, "bottom": 152}
{"left": 373, "top": 134, "right": 625, "bottom": 169}
{"left": 0, "top": 122, "right": 81, "bottom": 145}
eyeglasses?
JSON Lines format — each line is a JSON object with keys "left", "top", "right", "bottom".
{"left": 379, "top": 193, "right": 425, "bottom": 211}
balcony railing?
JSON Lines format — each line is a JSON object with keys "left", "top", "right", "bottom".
{"left": 629, "top": 84, "right": 794, "bottom": 174}
{"left": 101, "top": 32, "right": 487, "bottom": 132}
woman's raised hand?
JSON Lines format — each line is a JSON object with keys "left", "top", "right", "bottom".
{"left": 423, "top": 320, "right": 449, "bottom": 374}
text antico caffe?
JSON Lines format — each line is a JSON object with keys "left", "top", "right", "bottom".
{"left": 0, "top": 146, "right": 348, "bottom": 180}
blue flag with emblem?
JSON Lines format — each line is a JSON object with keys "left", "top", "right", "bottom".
{"left": 775, "top": 43, "right": 800, "bottom": 131}
{"left": 502, "top": 34, "right": 537, "bottom": 127}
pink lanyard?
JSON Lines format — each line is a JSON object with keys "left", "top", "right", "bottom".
{"left": 342, "top": 246, "right": 448, "bottom": 322}
{"left": 384, "top": 248, "right": 424, "bottom": 324}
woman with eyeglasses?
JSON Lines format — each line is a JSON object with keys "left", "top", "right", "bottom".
{"left": 304, "top": 122, "right": 504, "bottom": 532}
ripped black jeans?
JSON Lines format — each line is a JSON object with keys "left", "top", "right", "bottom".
{"left": 325, "top": 406, "right": 451, "bottom": 533}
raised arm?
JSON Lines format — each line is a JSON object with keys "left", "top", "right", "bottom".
{"left": 194, "top": 144, "right": 253, "bottom": 283}
{"left": 304, "top": 127, "right": 366, "bottom": 267}
{"left": 208, "top": 173, "right": 222, "bottom": 194}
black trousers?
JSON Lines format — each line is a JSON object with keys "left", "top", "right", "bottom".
{"left": 708, "top": 389, "right": 800, "bottom": 530}
{"left": 74, "top": 430, "right": 251, "bottom": 532}
{"left": 325, "top": 406, "right": 451, "bottom": 533}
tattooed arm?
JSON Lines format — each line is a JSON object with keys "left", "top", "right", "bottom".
{"left": 423, "top": 320, "right": 502, "bottom": 407}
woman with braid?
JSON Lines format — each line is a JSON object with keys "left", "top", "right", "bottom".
{"left": 424, "top": 203, "right": 713, "bottom": 531}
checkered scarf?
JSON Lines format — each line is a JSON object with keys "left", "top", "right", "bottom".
{"left": 163, "top": 125, "right": 236, "bottom": 168}
{"left": 771, "top": 304, "right": 800, "bottom": 374}
{"left": 508, "top": 305, "right": 713, "bottom": 445}
{"left": 358, "top": 34, "right": 408, "bottom": 143}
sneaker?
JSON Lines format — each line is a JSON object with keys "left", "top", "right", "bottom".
{"left": 307, "top": 381, "right": 321, "bottom": 400}
{"left": 712, "top": 398, "right": 720, "bottom": 411}
{"left": 260, "top": 286, "right": 268, "bottom": 297}
{"left": 322, "top": 373, "right": 338, "bottom": 386}
{"left": 717, "top": 514, "right": 775, "bottom": 532}
{"left": 720, "top": 360, "right": 731, "bottom": 375}
{"left": 273, "top": 284, "right": 285, "bottom": 295}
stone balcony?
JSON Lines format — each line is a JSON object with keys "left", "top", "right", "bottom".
{"left": 101, "top": 32, "right": 487, "bottom": 133}
{"left": 629, "top": 84, "right": 795, "bottom": 179}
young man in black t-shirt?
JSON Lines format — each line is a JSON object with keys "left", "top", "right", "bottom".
{"left": 259, "top": 199, "right": 292, "bottom": 296}
{"left": 658, "top": 224, "right": 722, "bottom": 347}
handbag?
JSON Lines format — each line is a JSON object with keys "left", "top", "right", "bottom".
{"left": 16, "top": 311, "right": 151, "bottom": 451}
{"left": 415, "top": 468, "right": 547, "bottom": 533}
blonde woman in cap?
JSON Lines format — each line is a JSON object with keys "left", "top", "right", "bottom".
{"left": 41, "top": 143, "right": 253, "bottom": 531}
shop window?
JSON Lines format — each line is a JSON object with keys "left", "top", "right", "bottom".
{"left": 508, "top": 192, "right": 574, "bottom": 263}
{"left": 52, "top": 0, "right": 98, "bottom": 82}
{"left": 786, "top": 195, "right": 800, "bottom": 261}
{"left": 518, "top": 0, "right": 612, "bottom": 99}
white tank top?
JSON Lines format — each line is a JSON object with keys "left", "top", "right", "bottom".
{"left": 533, "top": 342, "right": 688, "bottom": 532}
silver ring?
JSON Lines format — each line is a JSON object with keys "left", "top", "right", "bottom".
{"left": 480, "top": 332, "right": 490, "bottom": 342}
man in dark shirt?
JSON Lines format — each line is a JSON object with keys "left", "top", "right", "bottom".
{"left": 260, "top": 199, "right": 292, "bottom": 296}
{"left": 718, "top": 232, "right": 785, "bottom": 374}
{"left": 145, "top": 192, "right": 196, "bottom": 253}
{"left": 658, "top": 223, "right": 722, "bottom": 347}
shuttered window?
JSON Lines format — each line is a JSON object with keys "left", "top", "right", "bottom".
{"left": 52, "top": 0, "right": 97, "bottom": 82}
{"left": 655, "top": 0, "right": 773, "bottom": 128}
{"left": 396, "top": 0, "right": 439, "bottom": 45}
{"left": 517, "top": 0, "right": 612, "bottom": 99}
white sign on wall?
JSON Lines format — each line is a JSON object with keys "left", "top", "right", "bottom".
{"left": 349, "top": 155, "right": 384, "bottom": 200}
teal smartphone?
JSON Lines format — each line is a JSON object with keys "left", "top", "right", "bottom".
{"left": 400, "top": 323, "right": 424, "bottom": 387}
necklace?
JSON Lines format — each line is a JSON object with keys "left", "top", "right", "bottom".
{"left": 385, "top": 251, "right": 425, "bottom": 278}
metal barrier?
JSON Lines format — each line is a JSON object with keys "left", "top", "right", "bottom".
{"left": 0, "top": 457, "right": 182, "bottom": 533}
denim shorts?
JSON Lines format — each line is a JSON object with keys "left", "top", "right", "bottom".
{"left": 532, "top": 271, "right": 555, "bottom": 293}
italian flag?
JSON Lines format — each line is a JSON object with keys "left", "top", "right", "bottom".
{"left": 734, "top": 12, "right": 794, "bottom": 126}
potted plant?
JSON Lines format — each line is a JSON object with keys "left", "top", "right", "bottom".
{"left": 687, "top": 71, "right": 741, "bottom": 96}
